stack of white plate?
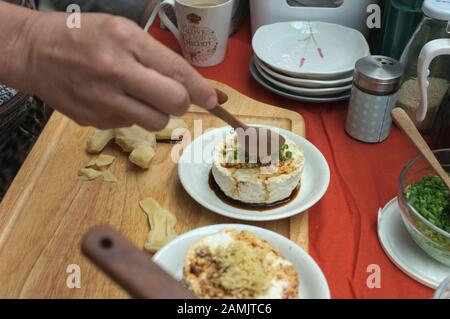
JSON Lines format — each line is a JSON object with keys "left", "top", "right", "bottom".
{"left": 250, "top": 21, "right": 371, "bottom": 103}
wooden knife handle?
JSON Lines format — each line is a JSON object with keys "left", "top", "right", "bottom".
{"left": 81, "top": 225, "right": 197, "bottom": 299}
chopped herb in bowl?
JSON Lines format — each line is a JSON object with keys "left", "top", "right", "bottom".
{"left": 406, "top": 174, "right": 450, "bottom": 233}
{"left": 399, "top": 150, "right": 450, "bottom": 266}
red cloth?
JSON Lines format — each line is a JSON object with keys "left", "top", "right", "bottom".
{"left": 149, "top": 18, "right": 433, "bottom": 299}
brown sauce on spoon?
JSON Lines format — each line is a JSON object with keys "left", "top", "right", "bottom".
{"left": 208, "top": 170, "right": 300, "bottom": 211}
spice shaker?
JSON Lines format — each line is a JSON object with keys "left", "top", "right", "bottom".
{"left": 345, "top": 55, "right": 404, "bottom": 143}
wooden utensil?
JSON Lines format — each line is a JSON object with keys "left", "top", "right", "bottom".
{"left": 81, "top": 225, "right": 197, "bottom": 299}
{"left": 392, "top": 107, "right": 450, "bottom": 190}
{"left": 210, "top": 89, "right": 286, "bottom": 159}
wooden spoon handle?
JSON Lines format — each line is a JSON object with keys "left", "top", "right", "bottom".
{"left": 81, "top": 225, "right": 196, "bottom": 299}
{"left": 209, "top": 105, "right": 249, "bottom": 130}
{"left": 391, "top": 108, "right": 450, "bottom": 189}
{"left": 210, "top": 88, "right": 249, "bottom": 130}
{"left": 215, "top": 88, "right": 229, "bottom": 105}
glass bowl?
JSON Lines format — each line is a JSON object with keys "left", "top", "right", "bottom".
{"left": 398, "top": 149, "right": 450, "bottom": 266}
{"left": 434, "top": 276, "right": 450, "bottom": 299}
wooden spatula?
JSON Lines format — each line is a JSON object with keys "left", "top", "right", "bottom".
{"left": 210, "top": 89, "right": 286, "bottom": 161}
{"left": 81, "top": 225, "right": 196, "bottom": 299}
{"left": 392, "top": 108, "right": 450, "bottom": 190}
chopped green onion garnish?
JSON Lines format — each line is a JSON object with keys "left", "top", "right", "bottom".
{"left": 406, "top": 174, "right": 450, "bottom": 232}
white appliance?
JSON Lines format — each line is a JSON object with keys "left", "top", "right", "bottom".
{"left": 250, "top": 0, "right": 379, "bottom": 37}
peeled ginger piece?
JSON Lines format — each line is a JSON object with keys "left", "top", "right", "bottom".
{"left": 129, "top": 142, "right": 156, "bottom": 169}
{"left": 156, "top": 118, "right": 188, "bottom": 141}
{"left": 114, "top": 126, "right": 157, "bottom": 169}
{"left": 115, "top": 125, "right": 156, "bottom": 152}
{"left": 139, "top": 197, "right": 178, "bottom": 253}
{"left": 86, "top": 129, "right": 115, "bottom": 154}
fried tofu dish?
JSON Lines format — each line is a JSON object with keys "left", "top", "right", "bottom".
{"left": 183, "top": 229, "right": 299, "bottom": 299}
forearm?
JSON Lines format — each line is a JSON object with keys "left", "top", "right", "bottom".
{"left": 0, "top": 1, "right": 39, "bottom": 92}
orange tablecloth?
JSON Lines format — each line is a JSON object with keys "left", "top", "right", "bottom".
{"left": 149, "top": 18, "right": 433, "bottom": 299}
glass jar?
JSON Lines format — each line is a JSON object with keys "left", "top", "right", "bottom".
{"left": 397, "top": 0, "right": 450, "bottom": 133}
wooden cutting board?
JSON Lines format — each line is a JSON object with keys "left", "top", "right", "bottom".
{"left": 0, "top": 80, "right": 307, "bottom": 298}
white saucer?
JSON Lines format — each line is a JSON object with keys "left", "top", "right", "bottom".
{"left": 255, "top": 56, "right": 353, "bottom": 88}
{"left": 254, "top": 60, "right": 352, "bottom": 96}
{"left": 250, "top": 58, "right": 351, "bottom": 103}
{"left": 377, "top": 198, "right": 450, "bottom": 289}
{"left": 178, "top": 126, "right": 330, "bottom": 222}
{"left": 252, "top": 21, "right": 370, "bottom": 79}
{"left": 153, "top": 224, "right": 331, "bottom": 299}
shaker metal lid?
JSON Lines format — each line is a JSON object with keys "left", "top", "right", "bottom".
{"left": 354, "top": 56, "right": 403, "bottom": 94}
{"left": 423, "top": 0, "right": 450, "bottom": 21}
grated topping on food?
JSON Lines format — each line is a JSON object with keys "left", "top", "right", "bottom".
{"left": 183, "top": 230, "right": 299, "bottom": 299}
{"left": 210, "top": 241, "right": 270, "bottom": 296}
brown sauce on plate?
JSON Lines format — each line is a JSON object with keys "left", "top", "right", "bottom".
{"left": 208, "top": 170, "right": 300, "bottom": 211}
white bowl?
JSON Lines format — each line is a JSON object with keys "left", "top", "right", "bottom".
{"left": 153, "top": 224, "right": 331, "bottom": 299}
{"left": 252, "top": 21, "right": 370, "bottom": 79}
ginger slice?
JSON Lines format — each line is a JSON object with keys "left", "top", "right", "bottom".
{"left": 86, "top": 129, "right": 115, "bottom": 154}
{"left": 102, "top": 171, "right": 118, "bottom": 183}
{"left": 80, "top": 155, "right": 117, "bottom": 183}
{"left": 156, "top": 117, "right": 188, "bottom": 141}
{"left": 115, "top": 125, "right": 156, "bottom": 152}
{"left": 139, "top": 197, "right": 178, "bottom": 253}
{"left": 78, "top": 168, "right": 103, "bottom": 181}
{"left": 86, "top": 154, "right": 116, "bottom": 169}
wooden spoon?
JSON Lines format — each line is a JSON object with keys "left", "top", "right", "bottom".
{"left": 81, "top": 225, "right": 196, "bottom": 299}
{"left": 391, "top": 108, "right": 450, "bottom": 190}
{"left": 209, "top": 89, "right": 286, "bottom": 160}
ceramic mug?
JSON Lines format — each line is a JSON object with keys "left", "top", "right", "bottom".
{"left": 158, "top": 0, "right": 233, "bottom": 67}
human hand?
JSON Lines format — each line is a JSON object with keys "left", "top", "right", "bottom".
{"left": 16, "top": 11, "right": 218, "bottom": 131}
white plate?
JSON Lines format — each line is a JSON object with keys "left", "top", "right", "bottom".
{"left": 178, "top": 126, "right": 330, "bottom": 221}
{"left": 255, "top": 56, "right": 353, "bottom": 88}
{"left": 254, "top": 59, "right": 352, "bottom": 96}
{"left": 378, "top": 198, "right": 450, "bottom": 289}
{"left": 250, "top": 58, "right": 351, "bottom": 103}
{"left": 153, "top": 224, "right": 331, "bottom": 299}
{"left": 252, "top": 21, "right": 370, "bottom": 79}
